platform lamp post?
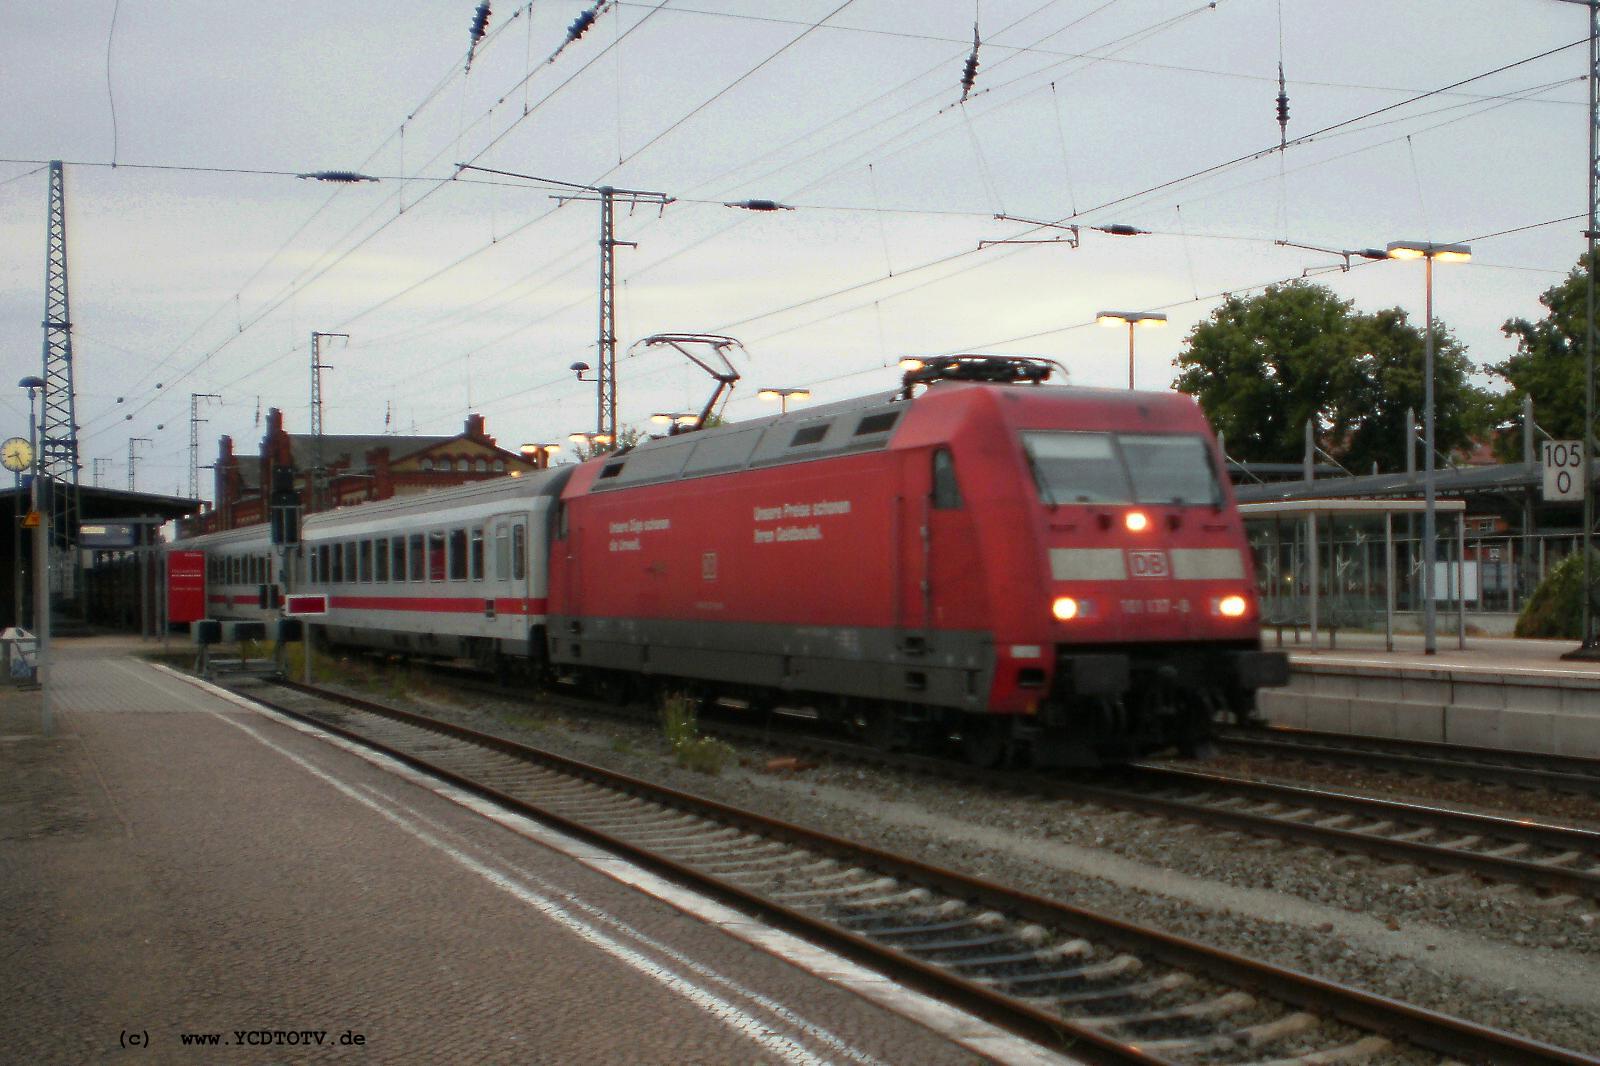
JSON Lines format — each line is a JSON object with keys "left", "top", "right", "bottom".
{"left": 650, "top": 412, "right": 698, "bottom": 436}
{"left": 519, "top": 443, "right": 561, "bottom": 471}
{"left": 1386, "top": 240, "right": 1471, "bottom": 656}
{"left": 16, "top": 377, "right": 43, "bottom": 635}
{"left": 757, "top": 387, "right": 811, "bottom": 414}
{"left": 18, "top": 375, "right": 47, "bottom": 729}
{"left": 568, "top": 431, "right": 613, "bottom": 459}
{"left": 1095, "top": 311, "right": 1167, "bottom": 389}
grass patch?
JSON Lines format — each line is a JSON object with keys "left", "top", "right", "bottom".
{"left": 660, "top": 694, "right": 734, "bottom": 775}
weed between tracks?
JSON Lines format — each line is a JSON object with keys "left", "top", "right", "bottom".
{"left": 660, "top": 695, "right": 734, "bottom": 775}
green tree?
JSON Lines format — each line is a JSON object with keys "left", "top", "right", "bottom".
{"left": 1174, "top": 281, "right": 1489, "bottom": 470}
{"left": 1491, "top": 252, "right": 1595, "bottom": 457}
{"left": 1341, "top": 309, "right": 1484, "bottom": 475}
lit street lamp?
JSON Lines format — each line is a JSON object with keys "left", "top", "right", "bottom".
{"left": 1386, "top": 240, "right": 1471, "bottom": 656}
{"left": 757, "top": 387, "right": 811, "bottom": 414}
{"left": 519, "top": 443, "right": 561, "bottom": 470}
{"left": 1095, "top": 311, "right": 1167, "bottom": 389}
{"left": 568, "top": 431, "right": 614, "bottom": 457}
{"left": 650, "top": 412, "right": 698, "bottom": 435}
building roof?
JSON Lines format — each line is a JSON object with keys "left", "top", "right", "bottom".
{"left": 1234, "top": 461, "right": 1541, "bottom": 504}
{"left": 0, "top": 482, "right": 199, "bottom": 522}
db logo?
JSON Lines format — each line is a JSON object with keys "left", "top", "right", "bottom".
{"left": 1127, "top": 550, "right": 1169, "bottom": 578}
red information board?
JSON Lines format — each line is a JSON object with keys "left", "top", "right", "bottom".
{"left": 284, "top": 594, "right": 328, "bottom": 617}
{"left": 167, "top": 550, "right": 207, "bottom": 624}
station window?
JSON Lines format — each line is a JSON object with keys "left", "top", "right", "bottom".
{"left": 391, "top": 537, "right": 406, "bottom": 583}
{"left": 409, "top": 533, "right": 426, "bottom": 582}
{"left": 475, "top": 458, "right": 488, "bottom": 473}
{"left": 428, "top": 531, "right": 446, "bottom": 582}
{"left": 420, "top": 458, "right": 434, "bottom": 472}
{"left": 494, "top": 523, "right": 510, "bottom": 581}
{"left": 932, "top": 449, "right": 963, "bottom": 510}
{"left": 448, "top": 529, "right": 468, "bottom": 580}
{"left": 375, "top": 539, "right": 389, "bottom": 582}
{"left": 493, "top": 459, "right": 505, "bottom": 472}
{"left": 457, "top": 458, "right": 470, "bottom": 473}
{"left": 469, "top": 528, "right": 485, "bottom": 581}
{"left": 512, "top": 523, "right": 527, "bottom": 581}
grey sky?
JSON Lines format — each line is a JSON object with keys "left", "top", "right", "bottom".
{"left": 0, "top": 0, "right": 1589, "bottom": 495}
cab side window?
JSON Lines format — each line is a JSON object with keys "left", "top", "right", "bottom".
{"left": 932, "top": 449, "right": 963, "bottom": 510}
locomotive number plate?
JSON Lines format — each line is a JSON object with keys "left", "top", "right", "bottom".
{"left": 1127, "top": 550, "right": 1170, "bottom": 578}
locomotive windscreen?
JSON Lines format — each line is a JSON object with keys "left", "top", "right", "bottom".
{"left": 1022, "top": 431, "right": 1222, "bottom": 507}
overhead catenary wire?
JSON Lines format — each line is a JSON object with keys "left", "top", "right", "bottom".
{"left": 58, "top": 10, "right": 1589, "bottom": 469}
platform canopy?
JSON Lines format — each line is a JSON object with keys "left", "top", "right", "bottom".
{"left": 0, "top": 483, "right": 200, "bottom": 526}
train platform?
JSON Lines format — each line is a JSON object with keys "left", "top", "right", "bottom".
{"left": 0, "top": 638, "right": 1062, "bottom": 1066}
{"left": 1263, "top": 632, "right": 1600, "bottom": 757}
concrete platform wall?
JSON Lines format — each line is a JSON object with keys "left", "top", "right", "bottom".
{"left": 1259, "top": 664, "right": 1600, "bottom": 757}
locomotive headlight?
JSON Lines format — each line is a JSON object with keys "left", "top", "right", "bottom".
{"left": 1216, "top": 594, "right": 1249, "bottom": 619}
{"left": 1124, "top": 510, "right": 1150, "bottom": 533}
{"left": 1052, "top": 596, "right": 1080, "bottom": 621}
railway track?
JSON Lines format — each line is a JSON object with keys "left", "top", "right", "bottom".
{"left": 234, "top": 675, "right": 1590, "bottom": 1066}
{"left": 1216, "top": 725, "right": 1600, "bottom": 797}
{"left": 397, "top": 664, "right": 1600, "bottom": 905}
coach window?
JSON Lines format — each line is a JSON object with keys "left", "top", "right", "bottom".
{"left": 469, "top": 527, "right": 485, "bottom": 581}
{"left": 330, "top": 544, "right": 343, "bottom": 583}
{"left": 428, "top": 531, "right": 448, "bottom": 582}
{"left": 409, "top": 533, "right": 426, "bottom": 581}
{"left": 494, "top": 523, "right": 510, "bottom": 580}
{"left": 427, "top": 531, "right": 446, "bottom": 582}
{"left": 391, "top": 537, "right": 406, "bottom": 583}
{"left": 308, "top": 550, "right": 318, "bottom": 584}
{"left": 932, "top": 449, "right": 963, "bottom": 509}
{"left": 513, "top": 523, "right": 527, "bottom": 581}
{"left": 448, "top": 528, "right": 468, "bottom": 580}
{"left": 357, "top": 540, "right": 371, "bottom": 583}
{"left": 375, "top": 538, "right": 389, "bottom": 582}
{"left": 343, "top": 542, "right": 357, "bottom": 584}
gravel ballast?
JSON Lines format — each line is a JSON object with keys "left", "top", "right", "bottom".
{"left": 309, "top": 673, "right": 1600, "bottom": 1058}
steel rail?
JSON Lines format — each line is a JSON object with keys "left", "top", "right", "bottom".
{"left": 1075, "top": 766, "right": 1600, "bottom": 901}
{"left": 420, "top": 667, "right": 1600, "bottom": 898}
{"left": 250, "top": 677, "right": 1593, "bottom": 1066}
{"left": 1217, "top": 725, "right": 1600, "bottom": 796}
{"left": 421, "top": 667, "right": 1600, "bottom": 897}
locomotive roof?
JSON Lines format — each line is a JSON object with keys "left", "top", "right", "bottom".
{"left": 583, "top": 380, "right": 1200, "bottom": 495}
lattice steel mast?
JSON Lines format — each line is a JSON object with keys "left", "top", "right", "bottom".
{"left": 309, "top": 331, "right": 347, "bottom": 512}
{"left": 189, "top": 393, "right": 220, "bottom": 500}
{"left": 40, "top": 161, "right": 80, "bottom": 549}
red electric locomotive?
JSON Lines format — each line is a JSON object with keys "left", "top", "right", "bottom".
{"left": 547, "top": 356, "right": 1286, "bottom": 765}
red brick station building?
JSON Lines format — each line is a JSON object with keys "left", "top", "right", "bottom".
{"left": 184, "top": 409, "right": 535, "bottom": 536}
